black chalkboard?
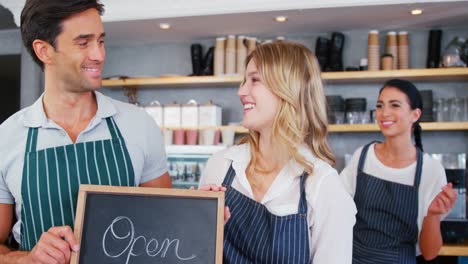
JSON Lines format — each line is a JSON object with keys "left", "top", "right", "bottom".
{"left": 71, "top": 185, "right": 224, "bottom": 264}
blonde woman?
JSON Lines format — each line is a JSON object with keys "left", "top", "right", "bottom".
{"left": 199, "top": 41, "right": 356, "bottom": 263}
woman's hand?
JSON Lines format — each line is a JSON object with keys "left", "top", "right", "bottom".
{"left": 191, "top": 185, "right": 231, "bottom": 224}
{"left": 427, "top": 183, "right": 458, "bottom": 217}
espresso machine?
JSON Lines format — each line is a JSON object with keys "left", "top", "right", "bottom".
{"left": 431, "top": 153, "right": 468, "bottom": 243}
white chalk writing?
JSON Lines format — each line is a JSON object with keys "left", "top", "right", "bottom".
{"left": 102, "top": 216, "right": 196, "bottom": 264}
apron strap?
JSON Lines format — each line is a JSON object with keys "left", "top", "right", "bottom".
{"left": 26, "top": 117, "right": 120, "bottom": 154}
{"left": 25, "top": 127, "right": 39, "bottom": 154}
{"left": 105, "top": 117, "right": 124, "bottom": 141}
{"left": 222, "top": 164, "right": 236, "bottom": 187}
{"left": 357, "top": 141, "right": 380, "bottom": 172}
{"left": 413, "top": 147, "right": 423, "bottom": 189}
{"left": 357, "top": 141, "right": 423, "bottom": 189}
{"left": 298, "top": 172, "right": 309, "bottom": 215}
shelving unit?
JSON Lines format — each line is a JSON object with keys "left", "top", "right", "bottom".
{"left": 102, "top": 68, "right": 468, "bottom": 88}
{"left": 163, "top": 122, "right": 468, "bottom": 134}
{"left": 440, "top": 242, "right": 468, "bottom": 256}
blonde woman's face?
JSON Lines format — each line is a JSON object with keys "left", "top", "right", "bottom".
{"left": 238, "top": 60, "right": 281, "bottom": 135}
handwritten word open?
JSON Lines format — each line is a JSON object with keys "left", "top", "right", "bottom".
{"left": 102, "top": 216, "right": 197, "bottom": 264}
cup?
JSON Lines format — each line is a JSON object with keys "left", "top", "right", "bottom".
{"left": 450, "top": 98, "right": 464, "bottom": 122}
{"left": 381, "top": 54, "right": 393, "bottom": 70}
{"left": 185, "top": 129, "right": 198, "bottom": 145}
{"left": 173, "top": 129, "right": 185, "bottom": 145}
{"left": 246, "top": 37, "right": 257, "bottom": 55}
{"left": 367, "top": 30, "right": 380, "bottom": 71}
{"left": 464, "top": 98, "right": 468, "bottom": 121}
{"left": 200, "top": 129, "right": 215, "bottom": 145}
{"left": 214, "top": 37, "right": 226, "bottom": 75}
{"left": 163, "top": 129, "right": 173, "bottom": 145}
{"left": 334, "top": 112, "right": 345, "bottom": 124}
{"left": 222, "top": 129, "right": 236, "bottom": 146}
{"left": 213, "top": 130, "right": 221, "bottom": 145}
{"left": 385, "top": 31, "right": 398, "bottom": 69}
{"left": 236, "top": 36, "right": 247, "bottom": 74}
{"left": 225, "top": 35, "right": 236, "bottom": 75}
{"left": 398, "top": 31, "right": 409, "bottom": 69}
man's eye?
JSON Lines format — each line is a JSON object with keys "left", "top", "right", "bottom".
{"left": 376, "top": 104, "right": 382, "bottom": 109}
{"left": 78, "top": 42, "right": 88, "bottom": 47}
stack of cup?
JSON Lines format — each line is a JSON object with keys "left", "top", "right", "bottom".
{"left": 385, "top": 31, "right": 398, "bottom": 69}
{"left": 225, "top": 35, "right": 236, "bottom": 75}
{"left": 398, "top": 31, "right": 409, "bottom": 69}
{"left": 236, "top": 36, "right": 247, "bottom": 75}
{"left": 214, "top": 37, "right": 226, "bottom": 76}
{"left": 246, "top": 37, "right": 257, "bottom": 55}
{"left": 368, "top": 30, "right": 380, "bottom": 71}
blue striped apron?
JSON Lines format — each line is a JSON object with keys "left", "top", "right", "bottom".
{"left": 353, "top": 142, "right": 422, "bottom": 264}
{"left": 222, "top": 165, "right": 310, "bottom": 264}
{"left": 20, "top": 117, "right": 135, "bottom": 251}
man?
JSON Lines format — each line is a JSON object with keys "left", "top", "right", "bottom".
{"left": 0, "top": 1, "right": 171, "bottom": 263}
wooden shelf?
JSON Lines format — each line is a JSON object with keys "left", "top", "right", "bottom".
{"left": 163, "top": 125, "right": 248, "bottom": 133}
{"left": 330, "top": 122, "right": 468, "bottom": 132}
{"left": 102, "top": 75, "right": 242, "bottom": 88}
{"left": 102, "top": 68, "right": 468, "bottom": 88}
{"left": 439, "top": 242, "right": 468, "bottom": 256}
{"left": 322, "top": 67, "right": 468, "bottom": 84}
{"left": 163, "top": 122, "right": 468, "bottom": 134}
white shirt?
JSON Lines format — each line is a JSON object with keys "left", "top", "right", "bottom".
{"left": 200, "top": 143, "right": 357, "bottom": 264}
{"left": 339, "top": 143, "right": 447, "bottom": 255}
{"left": 0, "top": 91, "right": 168, "bottom": 243}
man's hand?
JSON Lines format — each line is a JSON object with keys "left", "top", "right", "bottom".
{"left": 20, "top": 226, "right": 79, "bottom": 264}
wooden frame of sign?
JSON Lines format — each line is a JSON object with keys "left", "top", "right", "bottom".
{"left": 71, "top": 184, "right": 224, "bottom": 264}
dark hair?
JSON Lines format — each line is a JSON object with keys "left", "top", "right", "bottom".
{"left": 379, "top": 79, "right": 424, "bottom": 151}
{"left": 20, "top": 0, "right": 105, "bottom": 70}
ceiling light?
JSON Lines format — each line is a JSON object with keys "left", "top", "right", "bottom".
{"left": 274, "top": 16, "right": 288, "bottom": 23}
{"left": 159, "top": 23, "right": 171, "bottom": 29}
{"left": 410, "top": 9, "right": 423, "bottom": 16}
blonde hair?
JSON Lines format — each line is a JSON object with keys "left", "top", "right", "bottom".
{"left": 240, "top": 41, "right": 335, "bottom": 178}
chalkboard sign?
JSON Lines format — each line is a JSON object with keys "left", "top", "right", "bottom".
{"left": 71, "top": 185, "right": 224, "bottom": 264}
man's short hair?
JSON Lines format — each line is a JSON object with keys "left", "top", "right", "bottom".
{"left": 20, "top": 0, "right": 105, "bottom": 70}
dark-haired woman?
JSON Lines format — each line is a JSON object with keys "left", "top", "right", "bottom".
{"left": 340, "top": 79, "right": 457, "bottom": 263}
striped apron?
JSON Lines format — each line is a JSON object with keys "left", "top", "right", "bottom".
{"left": 353, "top": 142, "right": 422, "bottom": 264}
{"left": 222, "top": 165, "right": 310, "bottom": 264}
{"left": 19, "top": 117, "right": 135, "bottom": 251}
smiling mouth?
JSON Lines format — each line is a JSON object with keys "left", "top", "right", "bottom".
{"left": 82, "top": 66, "right": 102, "bottom": 78}
{"left": 381, "top": 121, "right": 394, "bottom": 127}
{"left": 243, "top": 103, "right": 256, "bottom": 110}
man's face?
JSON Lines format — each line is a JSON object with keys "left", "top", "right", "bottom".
{"left": 51, "top": 8, "right": 105, "bottom": 93}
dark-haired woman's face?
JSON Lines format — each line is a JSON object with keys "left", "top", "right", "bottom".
{"left": 375, "top": 86, "right": 421, "bottom": 139}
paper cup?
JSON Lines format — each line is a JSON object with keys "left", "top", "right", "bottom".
{"left": 222, "top": 129, "right": 235, "bottom": 146}
{"left": 163, "top": 129, "right": 173, "bottom": 145}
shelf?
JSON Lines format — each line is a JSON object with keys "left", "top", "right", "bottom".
{"left": 166, "top": 145, "right": 226, "bottom": 155}
{"left": 102, "top": 75, "right": 242, "bottom": 88}
{"left": 330, "top": 122, "right": 468, "bottom": 132}
{"left": 321, "top": 68, "right": 468, "bottom": 84}
{"left": 102, "top": 68, "right": 468, "bottom": 88}
{"left": 439, "top": 242, "right": 468, "bottom": 256}
{"left": 163, "top": 122, "right": 468, "bottom": 134}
